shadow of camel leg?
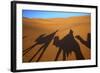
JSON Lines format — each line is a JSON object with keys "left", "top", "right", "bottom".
{"left": 36, "top": 45, "right": 48, "bottom": 62}
{"left": 75, "top": 48, "right": 85, "bottom": 60}
{"left": 55, "top": 49, "right": 62, "bottom": 61}
{"left": 28, "top": 45, "right": 44, "bottom": 62}
{"left": 23, "top": 43, "right": 37, "bottom": 56}
{"left": 63, "top": 51, "right": 66, "bottom": 61}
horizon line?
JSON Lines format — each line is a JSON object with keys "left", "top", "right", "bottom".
{"left": 22, "top": 15, "right": 90, "bottom": 19}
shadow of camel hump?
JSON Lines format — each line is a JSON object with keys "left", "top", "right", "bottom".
{"left": 75, "top": 33, "right": 91, "bottom": 49}
{"left": 28, "top": 30, "right": 58, "bottom": 62}
{"left": 53, "top": 29, "right": 85, "bottom": 61}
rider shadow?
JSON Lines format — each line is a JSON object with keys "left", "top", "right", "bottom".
{"left": 23, "top": 30, "right": 58, "bottom": 62}
{"left": 75, "top": 33, "right": 91, "bottom": 49}
{"left": 53, "top": 29, "right": 84, "bottom": 61}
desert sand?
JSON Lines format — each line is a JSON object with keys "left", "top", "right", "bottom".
{"left": 22, "top": 15, "right": 91, "bottom": 62}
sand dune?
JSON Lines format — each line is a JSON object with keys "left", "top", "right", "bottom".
{"left": 23, "top": 16, "right": 90, "bottom": 29}
{"left": 23, "top": 16, "right": 91, "bottom": 62}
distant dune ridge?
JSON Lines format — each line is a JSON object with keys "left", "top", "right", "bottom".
{"left": 22, "top": 15, "right": 91, "bottom": 62}
{"left": 23, "top": 16, "right": 90, "bottom": 30}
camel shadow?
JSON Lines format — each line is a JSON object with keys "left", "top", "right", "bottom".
{"left": 23, "top": 30, "right": 58, "bottom": 62}
{"left": 53, "top": 29, "right": 84, "bottom": 61}
{"left": 75, "top": 33, "right": 91, "bottom": 49}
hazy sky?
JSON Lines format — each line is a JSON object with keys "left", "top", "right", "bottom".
{"left": 22, "top": 10, "right": 90, "bottom": 18}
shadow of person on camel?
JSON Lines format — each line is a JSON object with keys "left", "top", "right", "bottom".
{"left": 53, "top": 29, "right": 84, "bottom": 61}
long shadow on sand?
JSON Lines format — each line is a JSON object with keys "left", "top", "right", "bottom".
{"left": 23, "top": 30, "right": 58, "bottom": 62}
{"left": 23, "top": 29, "right": 90, "bottom": 62}
{"left": 75, "top": 33, "right": 91, "bottom": 49}
{"left": 53, "top": 29, "right": 85, "bottom": 61}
